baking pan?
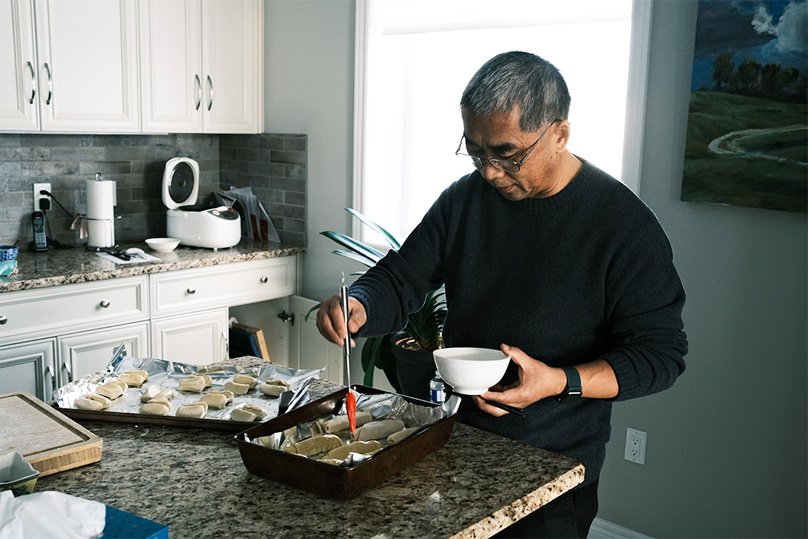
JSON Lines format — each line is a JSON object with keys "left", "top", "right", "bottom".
{"left": 53, "top": 405, "right": 257, "bottom": 432}
{"left": 235, "top": 385, "right": 456, "bottom": 499}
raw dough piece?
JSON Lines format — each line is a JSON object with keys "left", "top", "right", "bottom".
{"left": 75, "top": 394, "right": 111, "bottom": 411}
{"left": 290, "top": 434, "right": 343, "bottom": 457}
{"left": 323, "top": 411, "right": 373, "bottom": 433}
{"left": 352, "top": 419, "right": 406, "bottom": 441}
{"left": 96, "top": 382, "right": 125, "bottom": 400}
{"left": 230, "top": 403, "right": 267, "bottom": 422}
{"left": 258, "top": 379, "right": 290, "bottom": 397}
{"left": 208, "top": 390, "right": 234, "bottom": 403}
{"left": 140, "top": 384, "right": 161, "bottom": 402}
{"left": 201, "top": 374, "right": 213, "bottom": 387}
{"left": 179, "top": 376, "right": 206, "bottom": 392}
{"left": 224, "top": 380, "right": 250, "bottom": 395}
{"left": 124, "top": 369, "right": 148, "bottom": 380}
{"left": 176, "top": 402, "right": 208, "bottom": 418}
{"left": 326, "top": 440, "right": 383, "bottom": 461}
{"left": 387, "top": 427, "right": 420, "bottom": 445}
{"left": 233, "top": 374, "right": 258, "bottom": 389}
{"left": 152, "top": 388, "right": 175, "bottom": 402}
{"left": 117, "top": 372, "right": 145, "bottom": 387}
{"left": 139, "top": 400, "right": 171, "bottom": 415}
{"left": 200, "top": 393, "right": 229, "bottom": 410}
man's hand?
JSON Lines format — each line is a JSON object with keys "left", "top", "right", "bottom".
{"left": 472, "top": 344, "right": 566, "bottom": 416}
{"left": 315, "top": 294, "right": 368, "bottom": 346}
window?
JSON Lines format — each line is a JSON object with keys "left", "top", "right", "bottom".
{"left": 354, "top": 0, "right": 650, "bottom": 243}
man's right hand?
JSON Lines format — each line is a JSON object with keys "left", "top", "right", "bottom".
{"left": 315, "top": 294, "right": 367, "bottom": 347}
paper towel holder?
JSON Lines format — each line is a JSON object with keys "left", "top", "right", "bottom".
{"left": 85, "top": 172, "right": 118, "bottom": 251}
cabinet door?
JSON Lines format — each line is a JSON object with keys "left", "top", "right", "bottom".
{"left": 151, "top": 308, "right": 228, "bottom": 366}
{"left": 0, "top": 0, "right": 39, "bottom": 131}
{"left": 201, "top": 0, "right": 262, "bottom": 133}
{"left": 57, "top": 322, "right": 149, "bottom": 384}
{"left": 139, "top": 0, "right": 203, "bottom": 133}
{"left": 34, "top": 0, "right": 139, "bottom": 132}
{"left": 0, "top": 338, "right": 56, "bottom": 401}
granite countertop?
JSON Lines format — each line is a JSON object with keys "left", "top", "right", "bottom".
{"left": 0, "top": 239, "right": 305, "bottom": 293}
{"left": 38, "top": 358, "right": 585, "bottom": 539}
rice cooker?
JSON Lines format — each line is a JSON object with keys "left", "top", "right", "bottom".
{"left": 162, "top": 157, "right": 241, "bottom": 249}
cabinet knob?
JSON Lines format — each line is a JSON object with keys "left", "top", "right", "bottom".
{"left": 260, "top": 276, "right": 268, "bottom": 284}
{"left": 0, "top": 315, "right": 7, "bottom": 325}
{"left": 186, "top": 288, "right": 196, "bottom": 295}
{"left": 99, "top": 300, "right": 110, "bottom": 309}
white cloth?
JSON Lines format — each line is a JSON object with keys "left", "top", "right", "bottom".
{"left": 0, "top": 491, "right": 105, "bottom": 539}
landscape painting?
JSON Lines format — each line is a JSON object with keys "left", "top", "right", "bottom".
{"left": 682, "top": 0, "right": 807, "bottom": 213}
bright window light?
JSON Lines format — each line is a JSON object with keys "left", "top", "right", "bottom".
{"left": 357, "top": 0, "right": 634, "bottom": 243}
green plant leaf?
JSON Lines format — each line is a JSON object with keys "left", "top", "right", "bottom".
{"left": 320, "top": 230, "right": 385, "bottom": 263}
{"left": 345, "top": 208, "right": 401, "bottom": 250}
{"left": 330, "top": 249, "right": 376, "bottom": 269}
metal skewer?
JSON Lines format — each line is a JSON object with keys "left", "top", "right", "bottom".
{"left": 340, "top": 272, "right": 351, "bottom": 387}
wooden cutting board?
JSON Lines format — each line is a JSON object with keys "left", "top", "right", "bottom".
{"left": 0, "top": 392, "right": 102, "bottom": 477}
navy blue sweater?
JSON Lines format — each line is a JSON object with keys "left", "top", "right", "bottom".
{"left": 350, "top": 161, "right": 687, "bottom": 485}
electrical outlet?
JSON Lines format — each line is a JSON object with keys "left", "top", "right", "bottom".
{"left": 33, "top": 182, "right": 52, "bottom": 212}
{"left": 625, "top": 427, "right": 647, "bottom": 465}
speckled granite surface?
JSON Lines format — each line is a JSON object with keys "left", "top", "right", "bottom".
{"left": 37, "top": 358, "right": 585, "bottom": 539}
{"left": 0, "top": 239, "right": 305, "bottom": 293}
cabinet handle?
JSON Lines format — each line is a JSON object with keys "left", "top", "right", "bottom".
{"left": 186, "top": 288, "right": 196, "bottom": 295}
{"left": 0, "top": 315, "right": 7, "bottom": 325}
{"left": 43, "top": 63, "right": 52, "bottom": 105}
{"left": 260, "top": 276, "right": 268, "bottom": 284}
{"left": 27, "top": 61, "right": 36, "bottom": 104}
{"left": 99, "top": 300, "right": 110, "bottom": 308}
{"left": 194, "top": 74, "right": 201, "bottom": 110}
{"left": 207, "top": 75, "right": 213, "bottom": 111}
{"left": 62, "top": 361, "right": 72, "bottom": 382}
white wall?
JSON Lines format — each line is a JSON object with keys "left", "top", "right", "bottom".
{"left": 597, "top": 1, "right": 807, "bottom": 537}
{"left": 264, "top": 1, "right": 808, "bottom": 536}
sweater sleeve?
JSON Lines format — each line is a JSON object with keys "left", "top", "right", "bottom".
{"left": 601, "top": 212, "right": 688, "bottom": 401}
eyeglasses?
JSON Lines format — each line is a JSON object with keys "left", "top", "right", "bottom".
{"left": 455, "top": 119, "right": 559, "bottom": 173}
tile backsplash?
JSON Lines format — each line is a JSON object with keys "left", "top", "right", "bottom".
{"left": 0, "top": 133, "right": 306, "bottom": 248}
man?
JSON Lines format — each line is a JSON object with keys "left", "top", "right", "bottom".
{"left": 317, "top": 51, "right": 687, "bottom": 538}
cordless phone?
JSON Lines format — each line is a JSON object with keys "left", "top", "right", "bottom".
{"left": 32, "top": 211, "right": 47, "bottom": 252}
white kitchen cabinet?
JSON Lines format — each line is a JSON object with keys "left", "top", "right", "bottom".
{"left": 0, "top": 338, "right": 57, "bottom": 401}
{"left": 0, "top": 0, "right": 39, "bottom": 130}
{"left": 34, "top": 0, "right": 140, "bottom": 132}
{"left": 0, "top": 0, "right": 139, "bottom": 133}
{"left": 150, "top": 308, "right": 228, "bottom": 366}
{"left": 57, "top": 321, "right": 149, "bottom": 384}
{"left": 139, "top": 0, "right": 263, "bottom": 133}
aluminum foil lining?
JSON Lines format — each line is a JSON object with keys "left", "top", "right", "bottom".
{"left": 53, "top": 345, "right": 323, "bottom": 422}
{"left": 246, "top": 391, "right": 461, "bottom": 467}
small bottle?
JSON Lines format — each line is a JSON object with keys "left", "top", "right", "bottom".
{"left": 429, "top": 370, "right": 445, "bottom": 404}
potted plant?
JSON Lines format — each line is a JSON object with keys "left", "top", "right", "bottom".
{"left": 316, "top": 208, "right": 446, "bottom": 399}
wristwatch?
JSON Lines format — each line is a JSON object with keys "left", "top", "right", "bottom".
{"left": 555, "top": 366, "right": 582, "bottom": 403}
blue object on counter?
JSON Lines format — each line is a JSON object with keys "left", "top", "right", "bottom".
{"left": 0, "top": 260, "right": 16, "bottom": 276}
{"left": 104, "top": 506, "right": 169, "bottom": 538}
{"left": 0, "top": 245, "right": 18, "bottom": 261}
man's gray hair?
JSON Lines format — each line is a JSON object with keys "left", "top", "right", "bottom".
{"left": 460, "top": 51, "right": 570, "bottom": 132}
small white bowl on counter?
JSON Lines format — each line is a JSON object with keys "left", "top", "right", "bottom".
{"left": 433, "top": 347, "right": 511, "bottom": 395}
{"left": 145, "top": 237, "right": 181, "bottom": 253}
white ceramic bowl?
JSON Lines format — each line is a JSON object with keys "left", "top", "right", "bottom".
{"left": 433, "top": 347, "right": 511, "bottom": 395}
{"left": 145, "top": 237, "right": 181, "bottom": 253}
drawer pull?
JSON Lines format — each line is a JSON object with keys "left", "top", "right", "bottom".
{"left": 260, "top": 276, "right": 268, "bottom": 284}
{"left": 99, "top": 300, "right": 111, "bottom": 309}
{"left": 0, "top": 315, "right": 6, "bottom": 325}
{"left": 186, "top": 288, "right": 196, "bottom": 295}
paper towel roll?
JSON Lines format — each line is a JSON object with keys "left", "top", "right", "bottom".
{"left": 86, "top": 219, "right": 115, "bottom": 249}
{"left": 86, "top": 179, "right": 116, "bottom": 220}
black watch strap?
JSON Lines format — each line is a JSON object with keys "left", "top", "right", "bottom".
{"left": 555, "top": 366, "right": 582, "bottom": 403}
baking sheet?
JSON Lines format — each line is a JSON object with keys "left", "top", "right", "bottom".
{"left": 53, "top": 348, "right": 323, "bottom": 431}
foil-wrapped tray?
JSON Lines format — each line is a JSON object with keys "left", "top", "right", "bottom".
{"left": 236, "top": 385, "right": 457, "bottom": 499}
{"left": 52, "top": 345, "right": 322, "bottom": 432}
